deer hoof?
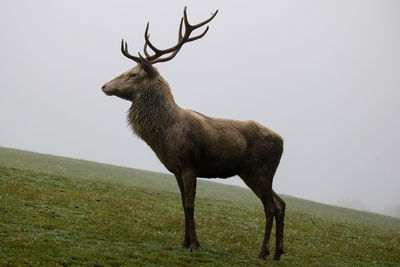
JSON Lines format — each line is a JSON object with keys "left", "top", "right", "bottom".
{"left": 258, "top": 250, "right": 270, "bottom": 260}
{"left": 189, "top": 241, "right": 200, "bottom": 252}
{"left": 181, "top": 239, "right": 190, "bottom": 248}
{"left": 273, "top": 249, "right": 284, "bottom": 261}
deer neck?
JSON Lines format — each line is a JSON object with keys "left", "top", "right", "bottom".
{"left": 127, "top": 78, "right": 180, "bottom": 150}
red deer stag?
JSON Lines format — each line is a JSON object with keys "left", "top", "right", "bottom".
{"left": 102, "top": 7, "right": 285, "bottom": 260}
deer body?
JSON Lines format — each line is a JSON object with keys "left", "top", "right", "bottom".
{"left": 102, "top": 7, "right": 286, "bottom": 260}
{"left": 129, "top": 75, "right": 282, "bottom": 179}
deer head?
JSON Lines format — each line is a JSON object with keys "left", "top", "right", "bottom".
{"left": 101, "top": 7, "right": 218, "bottom": 101}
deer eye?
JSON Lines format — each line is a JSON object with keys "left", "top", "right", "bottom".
{"left": 128, "top": 73, "right": 136, "bottom": 80}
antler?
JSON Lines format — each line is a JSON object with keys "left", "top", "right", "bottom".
{"left": 121, "top": 6, "right": 218, "bottom": 64}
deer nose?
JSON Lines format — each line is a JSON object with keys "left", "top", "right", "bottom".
{"left": 102, "top": 84, "right": 107, "bottom": 90}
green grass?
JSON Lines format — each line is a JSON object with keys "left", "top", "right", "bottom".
{"left": 0, "top": 147, "right": 399, "bottom": 266}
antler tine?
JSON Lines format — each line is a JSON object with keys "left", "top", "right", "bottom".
{"left": 144, "top": 23, "right": 165, "bottom": 56}
{"left": 143, "top": 23, "right": 152, "bottom": 58}
{"left": 143, "top": 42, "right": 151, "bottom": 58}
{"left": 178, "top": 17, "right": 184, "bottom": 41}
{"left": 183, "top": 7, "right": 218, "bottom": 33}
{"left": 121, "top": 39, "right": 140, "bottom": 62}
{"left": 187, "top": 26, "right": 209, "bottom": 42}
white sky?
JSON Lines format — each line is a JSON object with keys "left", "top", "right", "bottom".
{"left": 1, "top": 0, "right": 399, "bottom": 217}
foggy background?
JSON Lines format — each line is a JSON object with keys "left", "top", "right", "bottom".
{"left": 0, "top": 1, "right": 399, "bottom": 218}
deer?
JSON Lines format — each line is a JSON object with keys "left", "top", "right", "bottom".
{"left": 101, "top": 7, "right": 286, "bottom": 260}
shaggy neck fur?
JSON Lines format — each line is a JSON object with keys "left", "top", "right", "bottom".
{"left": 127, "top": 77, "right": 180, "bottom": 151}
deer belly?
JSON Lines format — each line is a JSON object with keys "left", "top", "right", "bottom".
{"left": 196, "top": 140, "right": 247, "bottom": 178}
{"left": 197, "top": 160, "right": 241, "bottom": 178}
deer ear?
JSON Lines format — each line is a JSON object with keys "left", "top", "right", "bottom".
{"left": 138, "top": 53, "right": 156, "bottom": 76}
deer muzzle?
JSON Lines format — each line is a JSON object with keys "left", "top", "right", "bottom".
{"left": 101, "top": 83, "right": 114, "bottom": 96}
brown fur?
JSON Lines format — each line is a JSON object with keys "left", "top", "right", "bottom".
{"left": 102, "top": 64, "right": 286, "bottom": 259}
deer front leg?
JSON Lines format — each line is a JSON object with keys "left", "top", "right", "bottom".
{"left": 182, "top": 171, "right": 200, "bottom": 252}
{"left": 174, "top": 174, "right": 190, "bottom": 248}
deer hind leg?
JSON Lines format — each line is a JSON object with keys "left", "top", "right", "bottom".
{"left": 259, "top": 190, "right": 275, "bottom": 259}
{"left": 272, "top": 190, "right": 285, "bottom": 260}
{"left": 240, "top": 173, "right": 275, "bottom": 259}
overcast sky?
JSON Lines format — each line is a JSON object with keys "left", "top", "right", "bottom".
{"left": 1, "top": 0, "right": 399, "bottom": 217}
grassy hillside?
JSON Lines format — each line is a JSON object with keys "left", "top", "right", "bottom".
{"left": 0, "top": 147, "right": 399, "bottom": 265}
{"left": 1, "top": 147, "right": 399, "bottom": 230}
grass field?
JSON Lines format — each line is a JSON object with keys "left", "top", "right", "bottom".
{"left": 0, "top": 146, "right": 399, "bottom": 266}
